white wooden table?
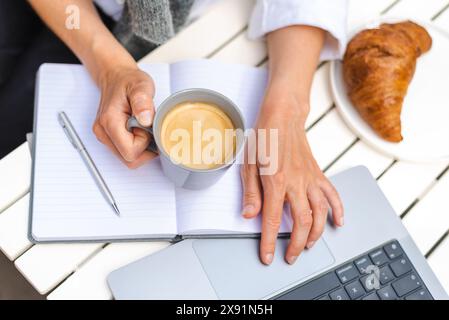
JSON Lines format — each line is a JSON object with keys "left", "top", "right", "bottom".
{"left": 1, "top": 0, "right": 449, "bottom": 300}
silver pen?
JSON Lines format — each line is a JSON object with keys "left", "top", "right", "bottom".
{"left": 58, "top": 111, "right": 120, "bottom": 217}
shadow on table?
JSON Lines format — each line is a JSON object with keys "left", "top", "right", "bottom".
{"left": 0, "top": 251, "right": 45, "bottom": 300}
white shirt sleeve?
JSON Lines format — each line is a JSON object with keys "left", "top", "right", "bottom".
{"left": 248, "top": 0, "right": 348, "bottom": 61}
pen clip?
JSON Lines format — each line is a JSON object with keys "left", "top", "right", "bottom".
{"left": 58, "top": 115, "right": 79, "bottom": 150}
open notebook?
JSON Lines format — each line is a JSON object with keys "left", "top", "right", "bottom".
{"left": 30, "top": 60, "right": 293, "bottom": 242}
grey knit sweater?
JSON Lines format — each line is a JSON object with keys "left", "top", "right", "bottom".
{"left": 114, "top": 0, "right": 194, "bottom": 60}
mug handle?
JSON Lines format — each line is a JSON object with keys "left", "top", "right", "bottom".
{"left": 126, "top": 116, "right": 159, "bottom": 154}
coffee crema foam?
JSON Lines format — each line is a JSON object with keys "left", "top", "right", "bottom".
{"left": 160, "top": 102, "right": 236, "bottom": 170}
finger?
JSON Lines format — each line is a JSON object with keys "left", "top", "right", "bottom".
{"left": 125, "top": 150, "right": 158, "bottom": 169}
{"left": 93, "top": 122, "right": 156, "bottom": 168}
{"left": 131, "top": 126, "right": 153, "bottom": 153}
{"left": 285, "top": 191, "right": 313, "bottom": 265}
{"left": 128, "top": 80, "right": 155, "bottom": 127}
{"left": 240, "top": 163, "right": 262, "bottom": 218}
{"left": 320, "top": 180, "right": 344, "bottom": 227}
{"left": 306, "top": 187, "right": 329, "bottom": 249}
{"left": 104, "top": 113, "right": 150, "bottom": 162}
{"left": 93, "top": 121, "right": 118, "bottom": 152}
{"left": 259, "top": 183, "right": 285, "bottom": 265}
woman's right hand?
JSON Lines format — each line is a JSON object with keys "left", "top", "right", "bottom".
{"left": 28, "top": 0, "right": 158, "bottom": 168}
{"left": 92, "top": 64, "right": 158, "bottom": 169}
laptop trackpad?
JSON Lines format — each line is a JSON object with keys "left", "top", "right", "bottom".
{"left": 193, "top": 238, "right": 335, "bottom": 299}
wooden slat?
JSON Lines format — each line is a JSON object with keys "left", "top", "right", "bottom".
{"left": 307, "top": 63, "right": 333, "bottom": 128}
{"left": 385, "top": 0, "right": 449, "bottom": 20}
{"left": 0, "top": 142, "right": 31, "bottom": 213}
{"left": 307, "top": 109, "right": 356, "bottom": 170}
{"left": 326, "top": 140, "right": 393, "bottom": 178}
{"left": 434, "top": 4, "right": 449, "bottom": 28}
{"left": 378, "top": 161, "right": 448, "bottom": 215}
{"left": 402, "top": 169, "right": 449, "bottom": 254}
{"left": 139, "top": 0, "right": 255, "bottom": 63}
{"left": 428, "top": 236, "right": 449, "bottom": 293}
{"left": 47, "top": 242, "right": 170, "bottom": 300}
{"left": 212, "top": 33, "right": 266, "bottom": 65}
{"left": 0, "top": 194, "right": 32, "bottom": 261}
{"left": 347, "top": 0, "right": 398, "bottom": 28}
{"left": 14, "top": 243, "right": 104, "bottom": 294}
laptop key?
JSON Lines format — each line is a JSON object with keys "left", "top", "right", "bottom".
{"left": 362, "top": 292, "right": 380, "bottom": 300}
{"left": 379, "top": 265, "right": 395, "bottom": 285}
{"left": 345, "top": 281, "right": 365, "bottom": 299}
{"left": 383, "top": 241, "right": 403, "bottom": 260}
{"left": 316, "top": 295, "right": 331, "bottom": 300}
{"left": 405, "top": 288, "right": 432, "bottom": 300}
{"left": 360, "top": 274, "right": 377, "bottom": 292}
{"left": 329, "top": 288, "right": 350, "bottom": 300}
{"left": 336, "top": 263, "right": 359, "bottom": 284}
{"left": 390, "top": 257, "right": 412, "bottom": 277}
{"left": 360, "top": 265, "right": 393, "bottom": 291}
{"left": 377, "top": 285, "right": 397, "bottom": 300}
{"left": 392, "top": 273, "right": 422, "bottom": 297}
{"left": 354, "top": 256, "right": 372, "bottom": 274}
{"left": 369, "top": 249, "right": 389, "bottom": 266}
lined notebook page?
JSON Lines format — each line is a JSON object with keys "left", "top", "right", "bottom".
{"left": 170, "top": 60, "right": 293, "bottom": 235}
{"left": 31, "top": 64, "right": 177, "bottom": 241}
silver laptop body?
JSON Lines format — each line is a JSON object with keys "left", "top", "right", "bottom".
{"left": 107, "top": 166, "right": 448, "bottom": 300}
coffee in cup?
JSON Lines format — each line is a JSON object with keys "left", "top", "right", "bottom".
{"left": 160, "top": 101, "right": 236, "bottom": 170}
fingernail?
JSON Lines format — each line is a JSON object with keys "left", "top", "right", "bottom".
{"left": 242, "top": 204, "right": 254, "bottom": 216}
{"left": 338, "top": 217, "right": 344, "bottom": 227}
{"left": 264, "top": 253, "right": 273, "bottom": 265}
{"left": 136, "top": 111, "right": 152, "bottom": 127}
{"left": 287, "top": 255, "right": 298, "bottom": 265}
{"left": 306, "top": 241, "right": 315, "bottom": 249}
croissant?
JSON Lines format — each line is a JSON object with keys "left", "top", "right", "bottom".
{"left": 343, "top": 21, "right": 432, "bottom": 142}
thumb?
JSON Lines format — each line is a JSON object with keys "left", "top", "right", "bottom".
{"left": 128, "top": 82, "right": 155, "bottom": 127}
{"left": 240, "top": 163, "right": 262, "bottom": 218}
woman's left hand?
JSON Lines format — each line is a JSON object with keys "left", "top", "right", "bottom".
{"left": 240, "top": 83, "right": 344, "bottom": 265}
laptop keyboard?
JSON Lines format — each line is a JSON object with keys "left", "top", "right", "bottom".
{"left": 273, "top": 240, "right": 433, "bottom": 300}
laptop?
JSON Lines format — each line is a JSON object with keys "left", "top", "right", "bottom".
{"left": 107, "top": 166, "right": 448, "bottom": 300}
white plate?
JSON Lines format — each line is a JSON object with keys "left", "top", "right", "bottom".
{"left": 331, "top": 17, "right": 449, "bottom": 163}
